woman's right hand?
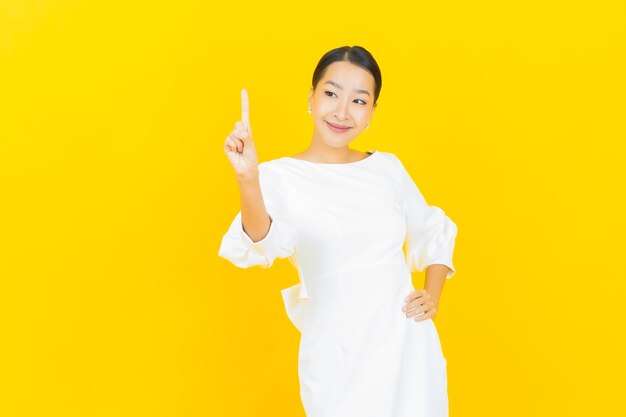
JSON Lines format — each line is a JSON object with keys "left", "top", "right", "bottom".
{"left": 223, "top": 88, "right": 259, "bottom": 179}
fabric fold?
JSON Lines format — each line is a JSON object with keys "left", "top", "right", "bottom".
{"left": 218, "top": 204, "right": 297, "bottom": 269}
{"left": 280, "top": 282, "right": 309, "bottom": 333}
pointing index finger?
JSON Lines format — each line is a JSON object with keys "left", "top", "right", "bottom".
{"left": 241, "top": 88, "right": 250, "bottom": 129}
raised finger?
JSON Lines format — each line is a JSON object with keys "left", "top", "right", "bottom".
{"left": 241, "top": 88, "right": 250, "bottom": 129}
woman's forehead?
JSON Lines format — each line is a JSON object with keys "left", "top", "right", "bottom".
{"left": 321, "top": 62, "right": 374, "bottom": 92}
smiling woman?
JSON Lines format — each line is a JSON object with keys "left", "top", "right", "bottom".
{"left": 300, "top": 47, "right": 382, "bottom": 161}
{"left": 220, "top": 45, "right": 457, "bottom": 417}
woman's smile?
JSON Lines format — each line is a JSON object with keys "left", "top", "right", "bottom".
{"left": 325, "top": 120, "right": 353, "bottom": 133}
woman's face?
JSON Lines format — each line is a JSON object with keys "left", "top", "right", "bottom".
{"left": 308, "top": 61, "right": 376, "bottom": 149}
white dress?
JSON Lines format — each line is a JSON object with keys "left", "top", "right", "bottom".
{"left": 218, "top": 150, "right": 458, "bottom": 417}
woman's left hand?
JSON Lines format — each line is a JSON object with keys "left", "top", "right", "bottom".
{"left": 402, "top": 289, "right": 438, "bottom": 322}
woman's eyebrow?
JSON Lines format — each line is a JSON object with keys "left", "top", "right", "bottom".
{"left": 324, "top": 80, "right": 371, "bottom": 97}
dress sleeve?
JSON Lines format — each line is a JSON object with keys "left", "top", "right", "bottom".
{"left": 218, "top": 163, "right": 297, "bottom": 269}
{"left": 395, "top": 155, "right": 458, "bottom": 279}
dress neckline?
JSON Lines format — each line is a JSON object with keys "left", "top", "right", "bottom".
{"left": 282, "top": 150, "right": 379, "bottom": 166}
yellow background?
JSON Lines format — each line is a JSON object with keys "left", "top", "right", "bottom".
{"left": 1, "top": 1, "right": 624, "bottom": 416}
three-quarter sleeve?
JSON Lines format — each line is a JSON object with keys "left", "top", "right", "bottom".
{"left": 218, "top": 163, "right": 298, "bottom": 269}
{"left": 395, "top": 155, "right": 458, "bottom": 279}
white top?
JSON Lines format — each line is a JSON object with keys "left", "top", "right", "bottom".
{"left": 218, "top": 150, "right": 457, "bottom": 417}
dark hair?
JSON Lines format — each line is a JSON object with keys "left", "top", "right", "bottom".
{"left": 311, "top": 45, "right": 382, "bottom": 106}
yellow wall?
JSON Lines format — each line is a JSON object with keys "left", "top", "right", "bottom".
{"left": 1, "top": 1, "right": 624, "bottom": 415}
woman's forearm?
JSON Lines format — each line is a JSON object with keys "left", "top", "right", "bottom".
{"left": 424, "top": 264, "right": 450, "bottom": 306}
{"left": 237, "top": 170, "right": 271, "bottom": 243}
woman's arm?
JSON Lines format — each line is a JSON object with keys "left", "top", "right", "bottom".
{"left": 219, "top": 89, "right": 297, "bottom": 269}
{"left": 425, "top": 264, "right": 452, "bottom": 307}
{"left": 236, "top": 169, "right": 272, "bottom": 243}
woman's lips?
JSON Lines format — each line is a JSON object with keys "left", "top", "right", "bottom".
{"left": 325, "top": 121, "right": 352, "bottom": 133}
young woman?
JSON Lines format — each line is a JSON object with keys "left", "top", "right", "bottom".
{"left": 219, "top": 45, "right": 458, "bottom": 417}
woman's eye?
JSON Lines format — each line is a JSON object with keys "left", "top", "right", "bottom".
{"left": 325, "top": 91, "right": 367, "bottom": 105}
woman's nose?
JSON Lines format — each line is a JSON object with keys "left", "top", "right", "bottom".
{"left": 335, "top": 100, "right": 350, "bottom": 120}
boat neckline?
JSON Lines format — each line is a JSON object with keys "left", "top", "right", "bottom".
{"left": 281, "top": 150, "right": 379, "bottom": 166}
